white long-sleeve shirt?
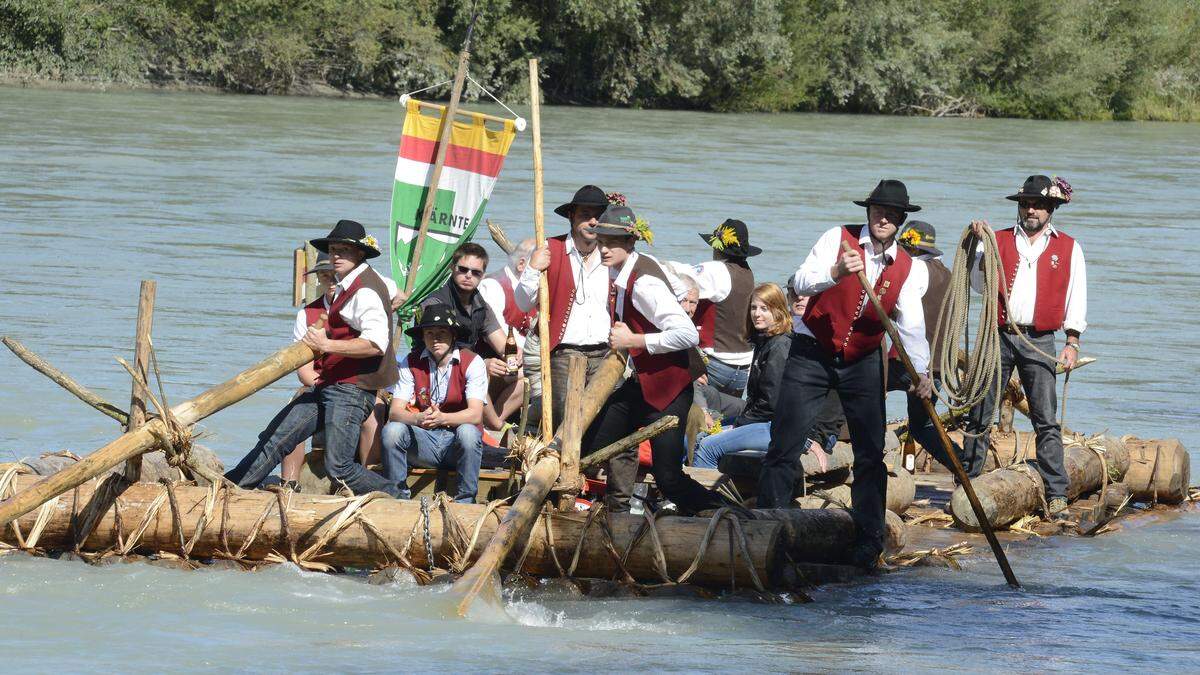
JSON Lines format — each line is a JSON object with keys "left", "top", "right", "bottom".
{"left": 792, "top": 226, "right": 930, "bottom": 374}
{"left": 971, "top": 224, "right": 1087, "bottom": 334}
{"left": 612, "top": 252, "right": 700, "bottom": 355}
{"left": 292, "top": 263, "right": 390, "bottom": 353}
{"left": 684, "top": 259, "right": 754, "bottom": 366}
{"left": 388, "top": 348, "right": 488, "bottom": 404}
{"left": 477, "top": 266, "right": 527, "bottom": 352}
{"left": 514, "top": 236, "right": 611, "bottom": 345}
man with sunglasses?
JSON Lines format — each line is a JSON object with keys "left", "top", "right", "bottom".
{"left": 421, "top": 242, "right": 510, "bottom": 377}
{"left": 760, "top": 179, "right": 931, "bottom": 570}
{"left": 962, "top": 175, "right": 1087, "bottom": 519}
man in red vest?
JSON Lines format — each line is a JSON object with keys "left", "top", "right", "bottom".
{"left": 226, "top": 220, "right": 404, "bottom": 497}
{"left": 379, "top": 304, "right": 488, "bottom": 503}
{"left": 691, "top": 219, "right": 760, "bottom": 397}
{"left": 760, "top": 180, "right": 932, "bottom": 568}
{"left": 587, "top": 205, "right": 726, "bottom": 515}
{"left": 517, "top": 185, "right": 614, "bottom": 432}
{"left": 962, "top": 175, "right": 1087, "bottom": 517}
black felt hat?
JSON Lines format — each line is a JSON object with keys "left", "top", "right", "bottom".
{"left": 1006, "top": 175, "right": 1072, "bottom": 205}
{"left": 698, "top": 219, "right": 762, "bottom": 257}
{"left": 854, "top": 179, "right": 921, "bottom": 213}
{"left": 310, "top": 219, "right": 382, "bottom": 259}
{"left": 405, "top": 303, "right": 471, "bottom": 341}
{"left": 553, "top": 184, "right": 609, "bottom": 219}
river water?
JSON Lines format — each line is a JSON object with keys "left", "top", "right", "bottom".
{"left": 1, "top": 87, "right": 1198, "bottom": 671}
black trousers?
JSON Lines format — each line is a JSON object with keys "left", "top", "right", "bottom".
{"left": 886, "top": 365, "right": 962, "bottom": 472}
{"left": 587, "top": 378, "right": 725, "bottom": 515}
{"left": 759, "top": 336, "right": 888, "bottom": 553}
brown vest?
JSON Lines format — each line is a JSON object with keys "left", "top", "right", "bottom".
{"left": 695, "top": 261, "right": 754, "bottom": 355}
{"left": 923, "top": 258, "right": 950, "bottom": 374}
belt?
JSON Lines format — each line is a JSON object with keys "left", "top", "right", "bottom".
{"left": 553, "top": 343, "right": 609, "bottom": 353}
{"left": 1001, "top": 324, "right": 1052, "bottom": 337}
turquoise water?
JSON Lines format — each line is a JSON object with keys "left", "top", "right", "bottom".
{"left": 1, "top": 87, "right": 1198, "bottom": 671}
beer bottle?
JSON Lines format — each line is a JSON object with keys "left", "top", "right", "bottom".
{"left": 504, "top": 326, "right": 519, "bottom": 375}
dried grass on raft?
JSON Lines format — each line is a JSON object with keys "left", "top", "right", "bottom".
{"left": 887, "top": 542, "right": 974, "bottom": 570}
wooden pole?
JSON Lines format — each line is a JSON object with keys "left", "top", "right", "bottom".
{"left": 529, "top": 58, "right": 554, "bottom": 444}
{"left": 292, "top": 248, "right": 306, "bottom": 307}
{"left": 0, "top": 317, "right": 326, "bottom": 529}
{"left": 451, "top": 350, "right": 626, "bottom": 616}
{"left": 485, "top": 218, "right": 516, "bottom": 255}
{"left": 840, "top": 240, "right": 1020, "bottom": 588}
{"left": 123, "top": 280, "right": 156, "bottom": 481}
{"left": 304, "top": 244, "right": 318, "bottom": 304}
{"left": 403, "top": 15, "right": 479, "bottom": 295}
{"left": 580, "top": 415, "right": 678, "bottom": 472}
{"left": 554, "top": 355, "right": 586, "bottom": 508}
{"left": 2, "top": 337, "right": 130, "bottom": 425}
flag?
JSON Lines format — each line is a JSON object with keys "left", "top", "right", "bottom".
{"left": 389, "top": 98, "right": 518, "bottom": 318}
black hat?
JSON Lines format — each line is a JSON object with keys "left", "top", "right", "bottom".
{"left": 405, "top": 303, "right": 471, "bottom": 341}
{"left": 854, "top": 179, "right": 921, "bottom": 213}
{"left": 897, "top": 221, "right": 942, "bottom": 257}
{"left": 305, "top": 252, "right": 334, "bottom": 275}
{"left": 699, "top": 219, "right": 761, "bottom": 257}
{"left": 310, "top": 219, "right": 381, "bottom": 259}
{"left": 589, "top": 205, "right": 645, "bottom": 239}
{"left": 1006, "top": 175, "right": 1072, "bottom": 205}
{"left": 553, "top": 184, "right": 609, "bottom": 219}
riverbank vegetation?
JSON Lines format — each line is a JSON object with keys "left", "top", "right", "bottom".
{"left": 3, "top": 0, "right": 1198, "bottom": 121}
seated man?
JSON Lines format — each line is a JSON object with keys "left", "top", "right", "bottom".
{"left": 477, "top": 238, "right": 538, "bottom": 428}
{"left": 226, "top": 220, "right": 403, "bottom": 497}
{"left": 380, "top": 304, "right": 487, "bottom": 503}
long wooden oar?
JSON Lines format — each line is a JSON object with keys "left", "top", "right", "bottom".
{"left": 0, "top": 316, "right": 326, "bottom": 528}
{"left": 450, "top": 351, "right": 627, "bottom": 617}
{"left": 529, "top": 57, "right": 554, "bottom": 445}
{"left": 841, "top": 240, "right": 1020, "bottom": 588}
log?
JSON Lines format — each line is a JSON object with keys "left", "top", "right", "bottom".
{"left": 798, "top": 468, "right": 916, "bottom": 514}
{"left": 292, "top": 248, "right": 306, "bottom": 307}
{"left": 756, "top": 508, "right": 907, "bottom": 563}
{"left": 950, "top": 435, "right": 1131, "bottom": 530}
{"left": 0, "top": 317, "right": 326, "bottom": 528}
{"left": 17, "top": 445, "right": 224, "bottom": 487}
{"left": 529, "top": 57, "right": 553, "bottom": 445}
{"left": 125, "top": 279, "right": 156, "bottom": 481}
{"left": 3, "top": 337, "right": 130, "bottom": 425}
{"left": 717, "top": 442, "right": 856, "bottom": 483}
{"left": 1123, "top": 438, "right": 1190, "bottom": 504}
{"left": 580, "top": 415, "right": 678, "bottom": 472}
{"left": 0, "top": 474, "right": 781, "bottom": 588}
{"left": 554, "top": 355, "right": 586, "bottom": 502}
{"left": 450, "top": 350, "right": 627, "bottom": 615}
{"left": 485, "top": 219, "right": 515, "bottom": 255}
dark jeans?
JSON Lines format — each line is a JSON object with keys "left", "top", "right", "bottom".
{"left": 962, "top": 331, "right": 1067, "bottom": 500}
{"left": 587, "top": 379, "right": 724, "bottom": 515}
{"left": 225, "top": 383, "right": 402, "bottom": 497}
{"left": 760, "top": 337, "right": 888, "bottom": 553}
{"left": 705, "top": 356, "right": 750, "bottom": 398}
{"left": 886, "top": 366, "right": 962, "bottom": 472}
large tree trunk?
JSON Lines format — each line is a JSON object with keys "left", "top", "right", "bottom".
{"left": 0, "top": 474, "right": 782, "bottom": 588}
{"left": 950, "top": 435, "right": 1131, "bottom": 530}
{"left": 756, "top": 508, "right": 907, "bottom": 563}
{"left": 1123, "top": 438, "right": 1190, "bottom": 504}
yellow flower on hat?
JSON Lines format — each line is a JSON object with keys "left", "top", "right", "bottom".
{"left": 633, "top": 218, "right": 654, "bottom": 245}
{"left": 710, "top": 225, "right": 739, "bottom": 251}
{"left": 899, "top": 228, "right": 923, "bottom": 248}
{"left": 361, "top": 234, "right": 379, "bottom": 249}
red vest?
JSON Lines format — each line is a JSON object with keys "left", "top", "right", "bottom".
{"left": 693, "top": 301, "right": 716, "bottom": 348}
{"left": 545, "top": 234, "right": 611, "bottom": 349}
{"left": 313, "top": 271, "right": 397, "bottom": 388}
{"left": 618, "top": 256, "right": 699, "bottom": 411}
{"left": 995, "top": 227, "right": 1075, "bottom": 332}
{"left": 498, "top": 274, "right": 537, "bottom": 336}
{"left": 407, "top": 348, "right": 479, "bottom": 414}
{"left": 803, "top": 226, "right": 913, "bottom": 364}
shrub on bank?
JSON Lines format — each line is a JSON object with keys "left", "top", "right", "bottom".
{"left": 1, "top": 0, "right": 1197, "bottom": 121}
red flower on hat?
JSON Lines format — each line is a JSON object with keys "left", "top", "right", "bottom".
{"left": 606, "top": 192, "right": 628, "bottom": 206}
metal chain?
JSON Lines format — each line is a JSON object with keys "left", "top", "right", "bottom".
{"left": 420, "top": 496, "right": 433, "bottom": 571}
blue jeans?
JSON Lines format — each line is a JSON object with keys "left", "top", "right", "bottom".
{"left": 225, "top": 383, "right": 402, "bottom": 497}
{"left": 705, "top": 356, "right": 750, "bottom": 398}
{"left": 380, "top": 421, "right": 483, "bottom": 503}
{"left": 694, "top": 422, "right": 771, "bottom": 469}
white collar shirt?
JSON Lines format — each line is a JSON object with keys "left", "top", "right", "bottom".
{"left": 612, "top": 251, "right": 700, "bottom": 355}
{"left": 389, "top": 348, "right": 489, "bottom": 404}
{"left": 790, "top": 225, "right": 930, "bottom": 373}
{"left": 515, "top": 234, "right": 611, "bottom": 345}
{"left": 970, "top": 223, "right": 1087, "bottom": 334}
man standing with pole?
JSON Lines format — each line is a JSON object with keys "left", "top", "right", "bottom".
{"left": 760, "top": 180, "right": 931, "bottom": 568}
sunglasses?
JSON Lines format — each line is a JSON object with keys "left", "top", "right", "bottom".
{"left": 455, "top": 264, "right": 484, "bottom": 279}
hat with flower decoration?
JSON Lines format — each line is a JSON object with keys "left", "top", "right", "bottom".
{"left": 310, "top": 219, "right": 381, "bottom": 259}
{"left": 897, "top": 221, "right": 942, "bottom": 257}
{"left": 590, "top": 205, "right": 655, "bottom": 244}
{"left": 699, "top": 219, "right": 761, "bottom": 257}
{"left": 1006, "top": 175, "right": 1073, "bottom": 206}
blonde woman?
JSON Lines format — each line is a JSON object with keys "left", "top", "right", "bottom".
{"left": 694, "top": 283, "right": 796, "bottom": 468}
